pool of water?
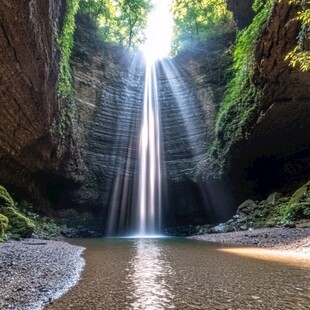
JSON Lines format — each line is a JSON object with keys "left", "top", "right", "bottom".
{"left": 46, "top": 238, "right": 310, "bottom": 309}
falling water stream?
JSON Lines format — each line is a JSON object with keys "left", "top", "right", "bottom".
{"left": 137, "top": 61, "right": 162, "bottom": 236}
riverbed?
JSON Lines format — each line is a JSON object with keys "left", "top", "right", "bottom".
{"left": 46, "top": 237, "right": 310, "bottom": 309}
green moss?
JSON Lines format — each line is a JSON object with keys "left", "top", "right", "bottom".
{"left": 57, "top": 0, "right": 80, "bottom": 98}
{"left": 0, "top": 185, "right": 35, "bottom": 239}
{"left": 0, "top": 214, "right": 8, "bottom": 241}
{"left": 50, "top": 0, "right": 80, "bottom": 140}
{"left": 210, "top": 0, "right": 275, "bottom": 167}
{"left": 249, "top": 182, "right": 310, "bottom": 225}
{"left": 279, "top": 181, "right": 310, "bottom": 220}
{"left": 53, "top": 98, "right": 77, "bottom": 140}
{"left": 288, "top": 180, "right": 310, "bottom": 205}
{"left": 34, "top": 219, "right": 62, "bottom": 239}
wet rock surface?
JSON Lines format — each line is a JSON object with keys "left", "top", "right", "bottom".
{"left": 0, "top": 239, "right": 84, "bottom": 310}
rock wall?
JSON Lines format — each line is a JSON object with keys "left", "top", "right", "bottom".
{"left": 158, "top": 37, "right": 235, "bottom": 225}
{"left": 65, "top": 15, "right": 144, "bottom": 222}
{"left": 205, "top": 0, "right": 310, "bottom": 203}
{"left": 0, "top": 0, "right": 309, "bottom": 231}
{"left": 69, "top": 15, "right": 232, "bottom": 228}
{"left": 0, "top": 0, "right": 66, "bottom": 208}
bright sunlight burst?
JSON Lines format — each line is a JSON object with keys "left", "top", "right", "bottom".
{"left": 141, "top": 0, "right": 174, "bottom": 61}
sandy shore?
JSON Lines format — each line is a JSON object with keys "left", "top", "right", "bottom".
{"left": 0, "top": 239, "right": 85, "bottom": 310}
{"left": 190, "top": 227, "right": 310, "bottom": 256}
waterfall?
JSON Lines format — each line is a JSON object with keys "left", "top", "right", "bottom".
{"left": 105, "top": 0, "right": 172, "bottom": 236}
{"left": 137, "top": 61, "right": 162, "bottom": 235}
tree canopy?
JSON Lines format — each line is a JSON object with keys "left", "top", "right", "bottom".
{"left": 171, "top": 0, "right": 234, "bottom": 53}
{"left": 79, "top": 0, "right": 151, "bottom": 48}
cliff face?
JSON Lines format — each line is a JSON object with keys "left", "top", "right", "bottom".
{"left": 243, "top": 0, "right": 310, "bottom": 195}
{"left": 158, "top": 37, "right": 235, "bottom": 225}
{"left": 0, "top": 0, "right": 309, "bottom": 230}
{"left": 69, "top": 15, "right": 230, "bottom": 227}
{"left": 0, "top": 0, "right": 65, "bottom": 207}
{"left": 203, "top": 0, "right": 310, "bottom": 202}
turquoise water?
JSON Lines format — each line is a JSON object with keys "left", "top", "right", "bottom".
{"left": 47, "top": 238, "right": 310, "bottom": 309}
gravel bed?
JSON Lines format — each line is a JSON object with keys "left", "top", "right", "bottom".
{"left": 190, "top": 227, "right": 310, "bottom": 256}
{"left": 0, "top": 239, "right": 85, "bottom": 310}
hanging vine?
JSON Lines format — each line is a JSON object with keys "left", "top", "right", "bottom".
{"left": 285, "top": 0, "right": 310, "bottom": 71}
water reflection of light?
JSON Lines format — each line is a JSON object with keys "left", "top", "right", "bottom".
{"left": 217, "top": 247, "right": 310, "bottom": 269}
{"left": 126, "top": 235, "right": 167, "bottom": 239}
{"left": 128, "top": 239, "right": 174, "bottom": 309}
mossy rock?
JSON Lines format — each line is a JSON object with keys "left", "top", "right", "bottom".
{"left": 278, "top": 181, "right": 310, "bottom": 221}
{"left": 0, "top": 213, "right": 8, "bottom": 241}
{"left": 0, "top": 185, "right": 35, "bottom": 238}
{"left": 289, "top": 181, "right": 310, "bottom": 206}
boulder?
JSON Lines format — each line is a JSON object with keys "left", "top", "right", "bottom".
{"left": 0, "top": 185, "right": 34, "bottom": 238}
{"left": 237, "top": 199, "right": 258, "bottom": 215}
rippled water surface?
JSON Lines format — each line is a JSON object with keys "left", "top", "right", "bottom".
{"left": 47, "top": 238, "right": 310, "bottom": 309}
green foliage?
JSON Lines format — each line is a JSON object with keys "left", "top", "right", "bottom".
{"left": 171, "top": 0, "right": 234, "bottom": 53}
{"left": 251, "top": 181, "right": 310, "bottom": 224}
{"left": 57, "top": 0, "right": 80, "bottom": 97}
{"left": 0, "top": 214, "right": 8, "bottom": 241}
{"left": 279, "top": 181, "right": 310, "bottom": 220}
{"left": 18, "top": 206, "right": 62, "bottom": 239}
{"left": 0, "top": 185, "right": 35, "bottom": 240}
{"left": 286, "top": 47, "right": 310, "bottom": 71}
{"left": 54, "top": 98, "right": 77, "bottom": 140}
{"left": 285, "top": 0, "right": 310, "bottom": 71}
{"left": 79, "top": 0, "right": 151, "bottom": 48}
{"left": 34, "top": 220, "right": 62, "bottom": 239}
{"left": 212, "top": 0, "right": 274, "bottom": 155}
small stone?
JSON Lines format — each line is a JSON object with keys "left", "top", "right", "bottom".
{"left": 284, "top": 221, "right": 296, "bottom": 228}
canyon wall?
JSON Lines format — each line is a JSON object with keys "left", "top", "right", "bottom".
{"left": 203, "top": 0, "right": 310, "bottom": 202}
{"left": 0, "top": 0, "right": 309, "bottom": 231}
{"left": 70, "top": 15, "right": 228, "bottom": 228}
{"left": 0, "top": 0, "right": 65, "bottom": 209}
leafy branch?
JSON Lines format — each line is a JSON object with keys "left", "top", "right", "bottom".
{"left": 285, "top": 0, "right": 310, "bottom": 71}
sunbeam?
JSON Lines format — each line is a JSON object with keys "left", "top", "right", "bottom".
{"left": 141, "top": 0, "right": 173, "bottom": 61}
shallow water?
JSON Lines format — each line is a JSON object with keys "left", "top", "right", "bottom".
{"left": 46, "top": 238, "right": 310, "bottom": 309}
